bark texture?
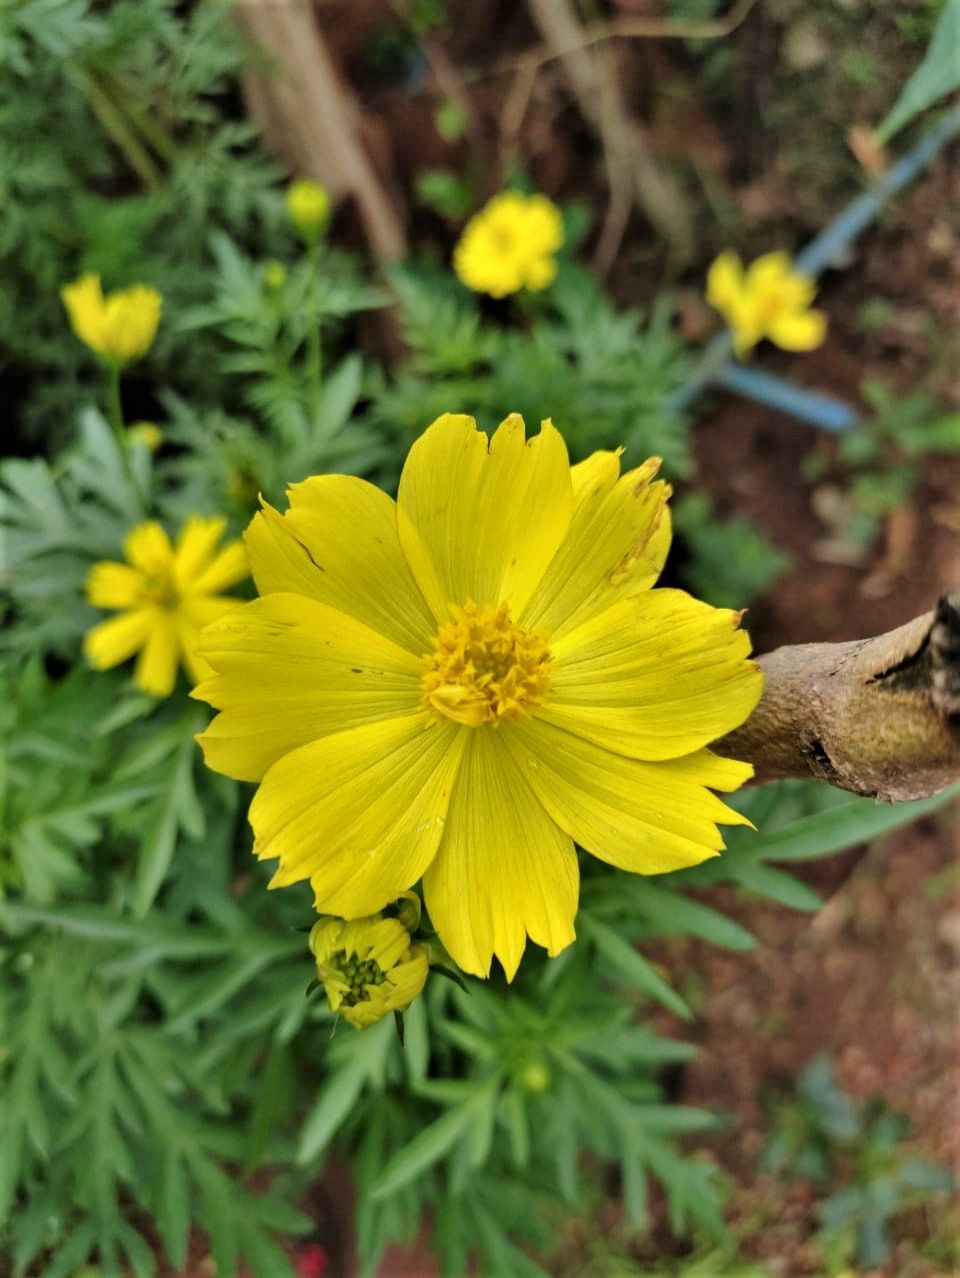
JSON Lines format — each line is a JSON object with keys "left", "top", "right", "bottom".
{"left": 716, "top": 590, "right": 960, "bottom": 802}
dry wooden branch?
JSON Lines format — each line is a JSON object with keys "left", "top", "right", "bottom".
{"left": 526, "top": 0, "right": 694, "bottom": 272}
{"left": 235, "top": 0, "right": 406, "bottom": 262}
{"left": 716, "top": 590, "right": 960, "bottom": 802}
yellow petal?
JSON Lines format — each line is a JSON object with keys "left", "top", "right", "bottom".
{"left": 541, "top": 589, "right": 763, "bottom": 760}
{"left": 84, "top": 608, "right": 153, "bottom": 670}
{"left": 522, "top": 455, "right": 670, "bottom": 638}
{"left": 194, "top": 592, "right": 422, "bottom": 781}
{"left": 569, "top": 449, "right": 622, "bottom": 504}
{"left": 123, "top": 522, "right": 173, "bottom": 575}
{"left": 86, "top": 561, "right": 143, "bottom": 609}
{"left": 99, "top": 285, "right": 161, "bottom": 363}
{"left": 397, "top": 413, "right": 573, "bottom": 621}
{"left": 178, "top": 596, "right": 241, "bottom": 687}
{"left": 766, "top": 307, "right": 827, "bottom": 351}
{"left": 248, "top": 713, "right": 465, "bottom": 917}
{"left": 503, "top": 717, "right": 752, "bottom": 875}
{"left": 745, "top": 251, "right": 793, "bottom": 293}
{"left": 133, "top": 613, "right": 180, "bottom": 697}
{"left": 423, "top": 730, "right": 578, "bottom": 980}
{"left": 190, "top": 540, "right": 249, "bottom": 595}
{"left": 522, "top": 255, "right": 557, "bottom": 292}
{"left": 522, "top": 194, "right": 565, "bottom": 253}
{"left": 706, "top": 251, "right": 744, "bottom": 313}
{"left": 174, "top": 516, "right": 227, "bottom": 583}
{"left": 246, "top": 477, "right": 435, "bottom": 655}
{"left": 61, "top": 274, "right": 106, "bottom": 353}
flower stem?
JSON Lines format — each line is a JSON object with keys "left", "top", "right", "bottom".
{"left": 104, "top": 360, "right": 146, "bottom": 514}
{"left": 306, "top": 240, "right": 323, "bottom": 404}
{"left": 106, "top": 360, "right": 124, "bottom": 438}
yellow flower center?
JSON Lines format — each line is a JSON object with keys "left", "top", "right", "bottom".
{"left": 488, "top": 223, "right": 517, "bottom": 254}
{"left": 332, "top": 949, "right": 385, "bottom": 1007}
{"left": 142, "top": 568, "right": 180, "bottom": 610}
{"left": 421, "top": 601, "right": 552, "bottom": 728}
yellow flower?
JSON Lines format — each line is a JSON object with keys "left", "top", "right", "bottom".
{"left": 706, "top": 250, "right": 827, "bottom": 357}
{"left": 127, "top": 422, "right": 163, "bottom": 452}
{"left": 61, "top": 274, "right": 161, "bottom": 365}
{"left": 453, "top": 192, "right": 564, "bottom": 297}
{"left": 286, "top": 179, "right": 331, "bottom": 241}
{"left": 86, "top": 517, "right": 248, "bottom": 698}
{"left": 193, "top": 414, "right": 762, "bottom": 980}
{"left": 309, "top": 895, "right": 428, "bottom": 1029}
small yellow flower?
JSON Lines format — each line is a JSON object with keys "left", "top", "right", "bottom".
{"left": 127, "top": 422, "right": 163, "bottom": 452}
{"left": 61, "top": 274, "right": 161, "bottom": 365}
{"left": 194, "top": 414, "right": 762, "bottom": 981}
{"left": 309, "top": 898, "right": 428, "bottom": 1029}
{"left": 453, "top": 191, "right": 564, "bottom": 298}
{"left": 86, "top": 517, "right": 248, "bottom": 698}
{"left": 286, "top": 179, "right": 331, "bottom": 241}
{"left": 706, "top": 250, "right": 827, "bottom": 357}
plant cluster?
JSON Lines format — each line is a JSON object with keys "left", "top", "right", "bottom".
{"left": 762, "top": 1055, "right": 953, "bottom": 1269}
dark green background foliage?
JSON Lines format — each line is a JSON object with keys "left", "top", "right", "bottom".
{"left": 1, "top": 2, "right": 955, "bottom": 1276}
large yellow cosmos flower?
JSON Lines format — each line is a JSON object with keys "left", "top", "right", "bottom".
{"left": 193, "top": 414, "right": 762, "bottom": 980}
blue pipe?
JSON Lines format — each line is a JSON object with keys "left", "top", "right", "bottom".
{"left": 714, "top": 363, "right": 860, "bottom": 432}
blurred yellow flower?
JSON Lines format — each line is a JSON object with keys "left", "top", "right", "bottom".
{"left": 61, "top": 274, "right": 161, "bottom": 365}
{"left": 706, "top": 250, "right": 827, "bottom": 357}
{"left": 86, "top": 517, "right": 248, "bottom": 698}
{"left": 194, "top": 413, "right": 761, "bottom": 981}
{"left": 127, "top": 422, "right": 163, "bottom": 452}
{"left": 309, "top": 902, "right": 429, "bottom": 1029}
{"left": 286, "top": 179, "right": 330, "bottom": 241}
{"left": 262, "top": 259, "right": 288, "bottom": 289}
{"left": 453, "top": 191, "right": 564, "bottom": 297}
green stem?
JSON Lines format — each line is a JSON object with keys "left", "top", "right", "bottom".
{"left": 305, "top": 240, "right": 323, "bottom": 403}
{"left": 106, "top": 361, "right": 124, "bottom": 438}
{"left": 104, "top": 361, "right": 146, "bottom": 514}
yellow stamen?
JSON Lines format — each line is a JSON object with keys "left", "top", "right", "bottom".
{"left": 421, "top": 601, "right": 552, "bottom": 728}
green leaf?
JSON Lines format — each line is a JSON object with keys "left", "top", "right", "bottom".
{"left": 752, "top": 784, "right": 960, "bottom": 862}
{"left": 297, "top": 1063, "right": 367, "bottom": 1165}
{"left": 132, "top": 727, "right": 204, "bottom": 916}
{"left": 581, "top": 914, "right": 690, "bottom": 1018}
{"left": 372, "top": 1084, "right": 497, "bottom": 1199}
{"left": 314, "top": 354, "right": 362, "bottom": 436}
{"left": 734, "top": 863, "right": 823, "bottom": 911}
{"left": 626, "top": 882, "right": 756, "bottom": 950}
{"left": 156, "top": 1146, "right": 191, "bottom": 1270}
{"left": 876, "top": 0, "right": 960, "bottom": 141}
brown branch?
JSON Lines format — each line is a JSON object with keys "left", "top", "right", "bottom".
{"left": 716, "top": 590, "right": 960, "bottom": 802}
{"left": 526, "top": 0, "right": 694, "bottom": 271}
{"left": 235, "top": 0, "right": 406, "bottom": 262}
